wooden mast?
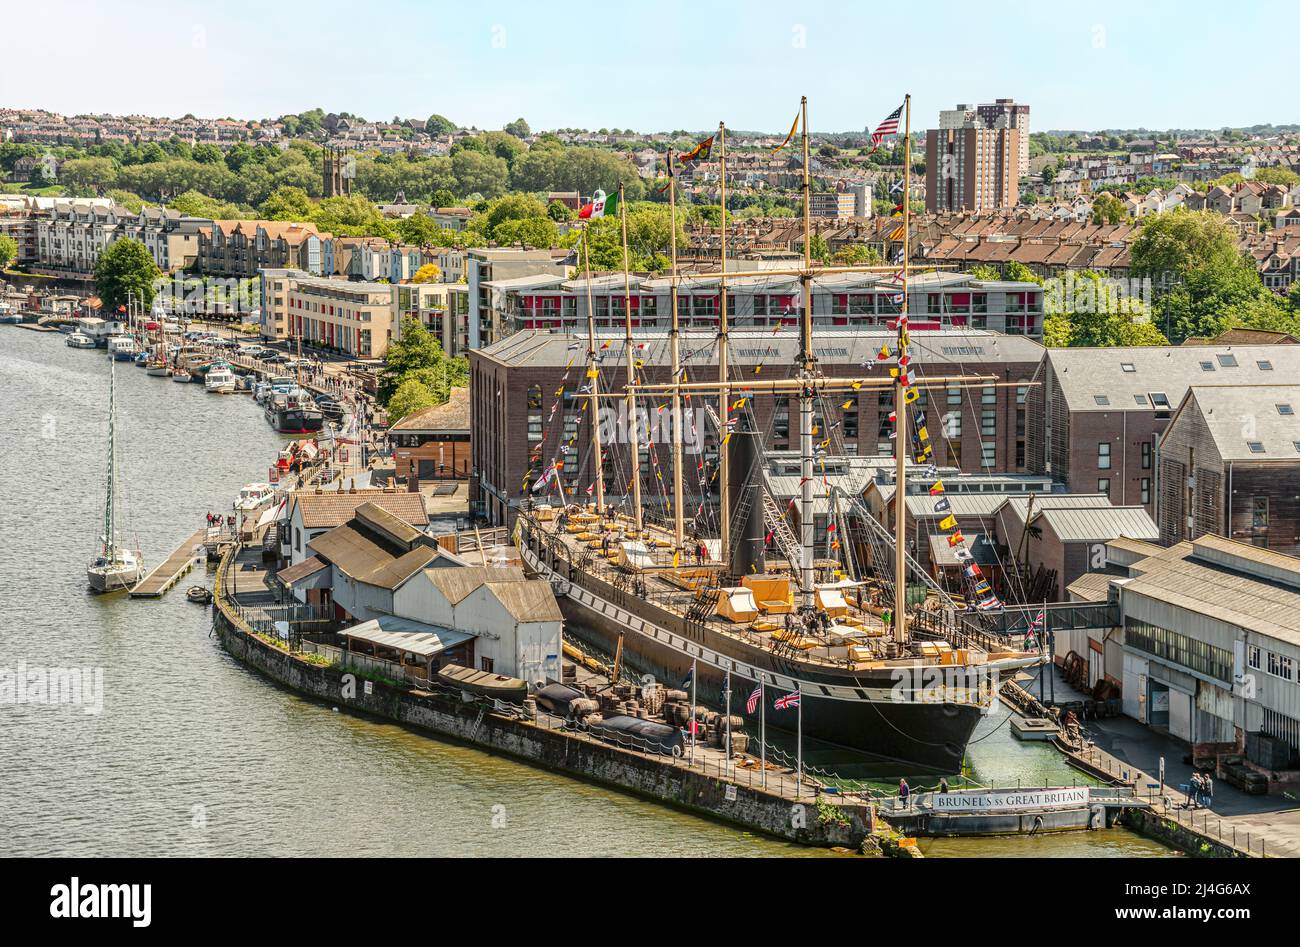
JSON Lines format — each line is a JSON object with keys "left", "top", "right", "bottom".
{"left": 619, "top": 182, "right": 643, "bottom": 533}
{"left": 668, "top": 148, "right": 685, "bottom": 550}
{"left": 893, "top": 93, "right": 912, "bottom": 647}
{"left": 582, "top": 221, "right": 606, "bottom": 513}
{"left": 717, "top": 121, "right": 731, "bottom": 569}
{"left": 798, "top": 95, "right": 815, "bottom": 612}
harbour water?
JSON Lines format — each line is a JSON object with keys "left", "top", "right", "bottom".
{"left": 0, "top": 328, "right": 1173, "bottom": 857}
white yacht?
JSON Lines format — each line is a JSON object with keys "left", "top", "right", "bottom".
{"left": 87, "top": 357, "right": 143, "bottom": 592}
{"left": 233, "top": 482, "right": 276, "bottom": 514}
{"left": 66, "top": 333, "right": 96, "bottom": 349}
{"left": 204, "top": 366, "right": 236, "bottom": 394}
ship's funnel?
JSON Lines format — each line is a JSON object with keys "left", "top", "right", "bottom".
{"left": 727, "top": 416, "right": 765, "bottom": 580}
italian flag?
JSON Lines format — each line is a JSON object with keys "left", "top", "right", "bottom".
{"left": 578, "top": 189, "right": 619, "bottom": 219}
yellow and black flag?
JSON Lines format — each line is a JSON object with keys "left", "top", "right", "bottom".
{"left": 679, "top": 134, "right": 715, "bottom": 164}
{"left": 771, "top": 111, "right": 799, "bottom": 155}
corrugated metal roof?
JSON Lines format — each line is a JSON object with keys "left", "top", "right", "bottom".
{"left": 343, "top": 616, "right": 474, "bottom": 659}
{"left": 1066, "top": 571, "right": 1114, "bottom": 603}
{"left": 1038, "top": 506, "right": 1158, "bottom": 543}
{"left": 291, "top": 490, "right": 429, "bottom": 529}
{"left": 905, "top": 493, "right": 1010, "bottom": 518}
{"left": 996, "top": 494, "right": 1111, "bottom": 524}
{"left": 308, "top": 524, "right": 440, "bottom": 590}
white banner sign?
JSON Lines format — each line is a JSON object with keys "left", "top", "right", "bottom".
{"left": 930, "top": 787, "right": 1089, "bottom": 812}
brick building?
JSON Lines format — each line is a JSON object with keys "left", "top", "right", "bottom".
{"left": 1157, "top": 384, "right": 1300, "bottom": 554}
{"left": 469, "top": 329, "right": 1044, "bottom": 526}
{"left": 1027, "top": 345, "right": 1300, "bottom": 518}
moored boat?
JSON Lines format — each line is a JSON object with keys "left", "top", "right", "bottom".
{"left": 87, "top": 356, "right": 143, "bottom": 592}
{"left": 171, "top": 369, "right": 192, "bottom": 383}
{"left": 204, "top": 366, "right": 236, "bottom": 394}
{"left": 65, "top": 332, "right": 96, "bottom": 349}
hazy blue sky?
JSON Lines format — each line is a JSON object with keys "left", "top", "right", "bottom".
{"left": 3, "top": 0, "right": 1295, "bottom": 133}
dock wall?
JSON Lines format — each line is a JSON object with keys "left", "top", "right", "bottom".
{"left": 212, "top": 608, "right": 876, "bottom": 851}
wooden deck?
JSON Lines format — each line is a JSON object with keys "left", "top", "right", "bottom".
{"left": 130, "top": 528, "right": 207, "bottom": 598}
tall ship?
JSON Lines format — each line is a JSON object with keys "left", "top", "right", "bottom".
{"left": 514, "top": 96, "right": 1042, "bottom": 773}
{"left": 87, "top": 354, "right": 143, "bottom": 592}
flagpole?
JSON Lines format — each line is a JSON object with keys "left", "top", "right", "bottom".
{"left": 796, "top": 687, "right": 803, "bottom": 796}
{"left": 668, "top": 148, "right": 685, "bottom": 552}
{"left": 619, "top": 182, "right": 643, "bottom": 535}
{"left": 724, "top": 668, "right": 732, "bottom": 764}
{"left": 582, "top": 224, "right": 606, "bottom": 514}
{"left": 797, "top": 94, "right": 816, "bottom": 614}
{"left": 893, "top": 94, "right": 912, "bottom": 648}
{"left": 718, "top": 121, "right": 731, "bottom": 570}
{"left": 760, "top": 680, "right": 767, "bottom": 789}
{"left": 689, "top": 655, "right": 697, "bottom": 763}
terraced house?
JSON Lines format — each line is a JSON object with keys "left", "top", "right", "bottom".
{"left": 197, "top": 219, "right": 326, "bottom": 279}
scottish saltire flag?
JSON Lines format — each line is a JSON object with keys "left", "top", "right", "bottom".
{"left": 746, "top": 684, "right": 762, "bottom": 714}
{"left": 775, "top": 691, "right": 800, "bottom": 711}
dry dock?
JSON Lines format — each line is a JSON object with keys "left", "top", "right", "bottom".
{"left": 130, "top": 528, "right": 206, "bottom": 597}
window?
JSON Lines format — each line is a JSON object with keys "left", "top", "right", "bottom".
{"left": 1121, "top": 362, "right": 1136, "bottom": 373}
{"left": 981, "top": 386, "right": 996, "bottom": 406}
{"left": 1094, "top": 394, "right": 1110, "bottom": 406}
{"left": 1247, "top": 442, "right": 1265, "bottom": 454}
{"left": 1134, "top": 394, "right": 1147, "bottom": 406}
{"left": 981, "top": 443, "right": 996, "bottom": 467}
{"left": 1278, "top": 404, "right": 1294, "bottom": 416}
{"left": 1252, "top": 497, "right": 1269, "bottom": 529}
{"left": 1098, "top": 478, "right": 1111, "bottom": 496}
{"left": 480, "top": 657, "right": 495, "bottom": 673}
{"left": 1217, "top": 354, "right": 1238, "bottom": 368}
{"left": 1149, "top": 392, "right": 1170, "bottom": 410}
{"left": 1141, "top": 478, "right": 1151, "bottom": 505}
{"left": 1249, "top": 645, "right": 1261, "bottom": 671}
{"left": 1258, "top": 360, "right": 1273, "bottom": 371}
{"left": 1098, "top": 442, "right": 1111, "bottom": 469}
{"left": 1199, "top": 361, "right": 1215, "bottom": 372}
{"left": 981, "top": 411, "right": 996, "bottom": 436}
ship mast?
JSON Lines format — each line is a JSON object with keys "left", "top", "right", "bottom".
{"left": 619, "top": 182, "right": 643, "bottom": 533}
{"left": 102, "top": 354, "right": 117, "bottom": 559}
{"left": 717, "top": 121, "right": 731, "bottom": 567}
{"left": 582, "top": 222, "right": 606, "bottom": 513}
{"left": 797, "top": 95, "right": 815, "bottom": 612}
{"left": 893, "top": 93, "right": 913, "bottom": 646}
{"left": 667, "top": 149, "right": 685, "bottom": 550}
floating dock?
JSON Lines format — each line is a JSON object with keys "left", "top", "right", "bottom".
{"left": 130, "top": 528, "right": 206, "bottom": 598}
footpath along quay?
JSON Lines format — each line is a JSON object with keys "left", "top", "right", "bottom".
{"left": 1004, "top": 669, "right": 1283, "bottom": 857}
{"left": 210, "top": 542, "right": 918, "bottom": 855}
{"left": 129, "top": 527, "right": 206, "bottom": 598}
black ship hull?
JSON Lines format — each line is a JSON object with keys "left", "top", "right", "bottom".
{"left": 519, "top": 522, "right": 985, "bottom": 774}
{"left": 271, "top": 408, "right": 324, "bottom": 434}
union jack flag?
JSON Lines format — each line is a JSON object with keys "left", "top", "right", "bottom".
{"left": 870, "top": 103, "right": 904, "bottom": 152}
{"left": 774, "top": 691, "right": 801, "bottom": 711}
{"left": 746, "top": 684, "right": 762, "bottom": 714}
{"left": 1029, "top": 608, "right": 1046, "bottom": 632}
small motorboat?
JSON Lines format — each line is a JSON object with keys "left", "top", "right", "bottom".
{"left": 66, "top": 333, "right": 96, "bottom": 349}
{"left": 205, "top": 366, "right": 236, "bottom": 394}
{"left": 134, "top": 351, "right": 150, "bottom": 367}
{"left": 171, "top": 369, "right": 192, "bottom": 383}
{"left": 234, "top": 482, "right": 276, "bottom": 514}
{"left": 109, "top": 336, "right": 139, "bottom": 361}
{"left": 185, "top": 586, "right": 213, "bottom": 605}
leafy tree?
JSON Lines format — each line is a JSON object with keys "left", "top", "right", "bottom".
{"left": 474, "top": 194, "right": 548, "bottom": 239}
{"left": 451, "top": 148, "right": 509, "bottom": 199}
{"left": 493, "top": 216, "right": 559, "bottom": 248}
{"left": 1043, "top": 271, "right": 1167, "bottom": 347}
{"left": 547, "top": 199, "right": 574, "bottom": 222}
{"left": 379, "top": 316, "right": 465, "bottom": 405}
{"left": 410, "top": 263, "right": 441, "bottom": 284}
{"left": 167, "top": 189, "right": 244, "bottom": 219}
{"left": 1130, "top": 209, "right": 1241, "bottom": 284}
{"left": 425, "top": 114, "right": 455, "bottom": 136}
{"left": 192, "top": 143, "right": 224, "bottom": 165}
{"left": 1156, "top": 254, "right": 1291, "bottom": 342}
{"left": 431, "top": 188, "right": 457, "bottom": 208}
{"left": 259, "top": 185, "right": 314, "bottom": 221}
{"left": 94, "top": 239, "right": 161, "bottom": 312}
{"left": 387, "top": 377, "right": 440, "bottom": 422}
{"left": 1091, "top": 193, "right": 1127, "bottom": 225}
{"left": 504, "top": 118, "right": 531, "bottom": 138}
{"left": 0, "top": 234, "right": 17, "bottom": 269}
{"left": 832, "top": 244, "right": 881, "bottom": 266}
{"left": 395, "top": 213, "right": 452, "bottom": 246}
{"left": 310, "top": 195, "right": 395, "bottom": 238}
{"left": 58, "top": 157, "right": 117, "bottom": 194}
{"left": 1255, "top": 166, "right": 1300, "bottom": 187}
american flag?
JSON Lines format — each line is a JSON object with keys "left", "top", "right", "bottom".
{"left": 775, "top": 691, "right": 801, "bottom": 711}
{"left": 870, "top": 103, "right": 904, "bottom": 151}
{"left": 746, "top": 684, "right": 762, "bottom": 714}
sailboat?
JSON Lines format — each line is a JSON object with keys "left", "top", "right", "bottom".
{"left": 514, "top": 96, "right": 1044, "bottom": 773}
{"left": 88, "top": 354, "right": 143, "bottom": 592}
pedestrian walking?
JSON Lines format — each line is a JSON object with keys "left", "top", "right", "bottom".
{"left": 899, "top": 777, "right": 910, "bottom": 808}
{"left": 1203, "top": 773, "right": 1213, "bottom": 810}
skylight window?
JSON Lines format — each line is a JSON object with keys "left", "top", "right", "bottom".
{"left": 1094, "top": 395, "right": 1110, "bottom": 406}
{"left": 1258, "top": 360, "right": 1274, "bottom": 371}
{"left": 1278, "top": 404, "right": 1294, "bottom": 416}
{"left": 1199, "top": 361, "right": 1215, "bottom": 371}
{"left": 1149, "top": 392, "right": 1170, "bottom": 409}
{"left": 1134, "top": 394, "right": 1147, "bottom": 406}
{"left": 1248, "top": 441, "right": 1265, "bottom": 454}
{"left": 1121, "top": 363, "right": 1136, "bottom": 373}
{"left": 1217, "top": 354, "right": 1238, "bottom": 367}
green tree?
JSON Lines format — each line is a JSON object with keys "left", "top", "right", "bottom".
{"left": 493, "top": 216, "right": 558, "bottom": 248}
{"left": 504, "top": 118, "right": 531, "bottom": 138}
{"left": 379, "top": 316, "right": 463, "bottom": 405}
{"left": 94, "top": 239, "right": 161, "bottom": 312}
{"left": 259, "top": 185, "right": 315, "bottom": 221}
{"left": 1044, "top": 271, "right": 1168, "bottom": 347}
{"left": 451, "top": 148, "right": 509, "bottom": 199}
{"left": 1131, "top": 209, "right": 1241, "bottom": 283}
{"left": 0, "top": 234, "right": 17, "bottom": 269}
{"left": 1091, "top": 193, "right": 1127, "bottom": 225}
{"left": 386, "top": 378, "right": 440, "bottom": 422}
{"left": 832, "top": 244, "right": 881, "bottom": 266}
{"left": 425, "top": 114, "right": 455, "bottom": 136}
{"left": 547, "top": 199, "right": 574, "bottom": 222}
{"left": 395, "top": 213, "right": 453, "bottom": 246}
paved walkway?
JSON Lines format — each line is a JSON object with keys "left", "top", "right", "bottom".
{"left": 1029, "top": 662, "right": 1300, "bottom": 856}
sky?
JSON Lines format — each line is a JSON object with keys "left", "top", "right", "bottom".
{"left": 1, "top": 0, "right": 1296, "bottom": 135}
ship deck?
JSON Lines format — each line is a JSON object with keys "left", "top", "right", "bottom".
{"left": 525, "top": 503, "right": 976, "bottom": 674}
